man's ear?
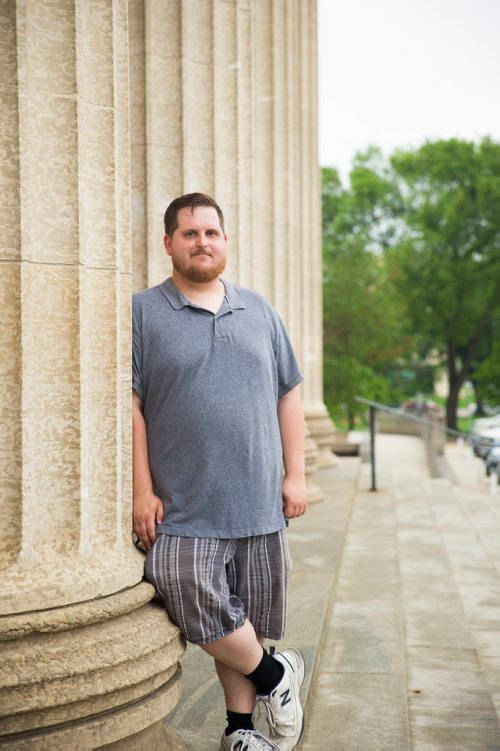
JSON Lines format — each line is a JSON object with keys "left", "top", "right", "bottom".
{"left": 163, "top": 235, "right": 172, "bottom": 256}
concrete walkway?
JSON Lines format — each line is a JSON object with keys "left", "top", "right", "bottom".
{"left": 165, "top": 435, "right": 500, "bottom": 750}
{"left": 304, "top": 435, "right": 500, "bottom": 750}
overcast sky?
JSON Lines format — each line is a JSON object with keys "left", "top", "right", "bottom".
{"left": 318, "top": 0, "right": 500, "bottom": 180}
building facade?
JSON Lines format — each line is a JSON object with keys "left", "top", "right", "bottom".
{"left": 0, "top": 1, "right": 334, "bottom": 747}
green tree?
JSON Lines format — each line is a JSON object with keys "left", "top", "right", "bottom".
{"left": 390, "top": 138, "right": 500, "bottom": 429}
{"left": 470, "top": 313, "right": 500, "bottom": 407}
{"left": 322, "top": 164, "right": 410, "bottom": 427}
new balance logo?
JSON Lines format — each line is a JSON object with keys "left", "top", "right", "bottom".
{"left": 280, "top": 687, "right": 292, "bottom": 706}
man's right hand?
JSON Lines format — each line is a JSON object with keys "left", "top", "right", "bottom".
{"left": 133, "top": 492, "right": 164, "bottom": 550}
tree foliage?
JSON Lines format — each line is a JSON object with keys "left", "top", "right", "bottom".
{"left": 322, "top": 138, "right": 500, "bottom": 430}
{"left": 389, "top": 138, "right": 500, "bottom": 428}
{"left": 322, "top": 165, "right": 411, "bottom": 428}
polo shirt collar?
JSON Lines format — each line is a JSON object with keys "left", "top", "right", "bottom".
{"left": 159, "top": 277, "right": 246, "bottom": 311}
{"left": 221, "top": 279, "right": 246, "bottom": 310}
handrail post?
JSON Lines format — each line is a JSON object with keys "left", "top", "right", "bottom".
{"left": 370, "top": 405, "right": 377, "bottom": 491}
{"left": 355, "top": 395, "right": 472, "bottom": 492}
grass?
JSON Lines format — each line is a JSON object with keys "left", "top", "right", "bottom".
{"left": 457, "top": 416, "right": 474, "bottom": 436}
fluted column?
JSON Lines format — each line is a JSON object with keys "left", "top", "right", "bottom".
{"left": 132, "top": 0, "right": 325, "bottom": 498}
{"left": 251, "top": 0, "right": 274, "bottom": 301}
{"left": 235, "top": 0, "right": 254, "bottom": 287}
{"left": 285, "top": 0, "right": 301, "bottom": 353}
{"left": 0, "top": 0, "right": 22, "bottom": 570}
{"left": 130, "top": 0, "right": 187, "bottom": 289}
{"left": 213, "top": 0, "right": 239, "bottom": 280}
{"left": 274, "top": 1, "right": 320, "bottom": 502}
{"left": 0, "top": 1, "right": 184, "bottom": 747}
{"left": 298, "top": 0, "right": 337, "bottom": 468}
{"left": 129, "top": 0, "right": 148, "bottom": 291}
{"left": 253, "top": 0, "right": 324, "bottom": 501}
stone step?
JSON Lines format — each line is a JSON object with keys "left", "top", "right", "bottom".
{"left": 424, "top": 477, "right": 500, "bottom": 727}
{"left": 163, "top": 458, "right": 361, "bottom": 750}
{"left": 303, "top": 435, "right": 500, "bottom": 750}
{"left": 397, "top": 476, "right": 500, "bottom": 749}
{"left": 303, "top": 465, "right": 411, "bottom": 750}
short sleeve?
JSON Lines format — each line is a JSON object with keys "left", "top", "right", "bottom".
{"left": 273, "top": 312, "right": 303, "bottom": 398}
{"left": 132, "top": 298, "right": 144, "bottom": 400}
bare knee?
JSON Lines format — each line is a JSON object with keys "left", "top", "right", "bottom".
{"left": 200, "top": 620, "right": 263, "bottom": 675}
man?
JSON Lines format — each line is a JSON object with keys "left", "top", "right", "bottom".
{"left": 132, "top": 193, "right": 307, "bottom": 751}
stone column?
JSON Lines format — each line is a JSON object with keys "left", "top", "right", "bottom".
{"left": 251, "top": 0, "right": 324, "bottom": 501}
{"left": 130, "top": 0, "right": 184, "bottom": 289}
{"left": 128, "top": 0, "right": 148, "bottom": 292}
{"left": 0, "top": 1, "right": 184, "bottom": 748}
{"left": 130, "top": 1, "right": 326, "bottom": 495}
{"left": 297, "top": 0, "right": 337, "bottom": 469}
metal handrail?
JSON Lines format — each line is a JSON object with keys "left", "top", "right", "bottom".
{"left": 354, "top": 396, "right": 472, "bottom": 491}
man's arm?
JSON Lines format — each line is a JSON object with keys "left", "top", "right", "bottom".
{"left": 277, "top": 385, "right": 308, "bottom": 519}
{"left": 132, "top": 390, "right": 164, "bottom": 549}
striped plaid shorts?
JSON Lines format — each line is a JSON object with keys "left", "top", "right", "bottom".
{"left": 144, "top": 530, "right": 291, "bottom": 645}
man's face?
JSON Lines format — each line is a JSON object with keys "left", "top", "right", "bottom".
{"left": 164, "top": 206, "right": 227, "bottom": 283}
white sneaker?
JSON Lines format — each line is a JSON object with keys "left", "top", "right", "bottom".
{"left": 257, "top": 649, "right": 305, "bottom": 750}
{"left": 220, "top": 729, "right": 280, "bottom": 750}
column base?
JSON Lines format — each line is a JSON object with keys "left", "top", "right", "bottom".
{"left": 0, "top": 583, "right": 186, "bottom": 750}
{"left": 305, "top": 403, "right": 339, "bottom": 468}
{"left": 305, "top": 429, "right": 324, "bottom": 504}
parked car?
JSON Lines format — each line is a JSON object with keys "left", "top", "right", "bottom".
{"left": 400, "top": 398, "right": 442, "bottom": 414}
{"left": 470, "top": 416, "right": 500, "bottom": 440}
{"left": 485, "top": 443, "right": 500, "bottom": 476}
{"left": 470, "top": 424, "right": 500, "bottom": 458}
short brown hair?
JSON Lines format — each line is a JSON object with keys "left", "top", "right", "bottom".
{"left": 163, "top": 193, "right": 225, "bottom": 237}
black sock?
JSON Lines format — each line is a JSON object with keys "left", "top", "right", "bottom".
{"left": 225, "top": 710, "right": 254, "bottom": 736}
{"left": 245, "top": 647, "right": 285, "bottom": 695}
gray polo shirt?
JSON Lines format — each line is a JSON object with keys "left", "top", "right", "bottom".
{"left": 132, "top": 277, "right": 303, "bottom": 538}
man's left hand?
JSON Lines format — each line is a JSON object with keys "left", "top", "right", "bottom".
{"left": 282, "top": 475, "right": 308, "bottom": 519}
